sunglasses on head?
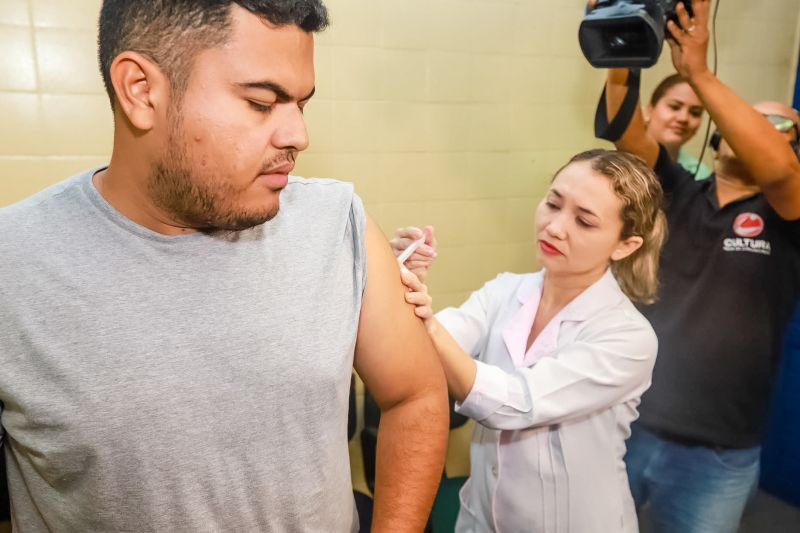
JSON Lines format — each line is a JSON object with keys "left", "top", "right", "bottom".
{"left": 764, "top": 113, "right": 799, "bottom": 133}
{"left": 711, "top": 112, "right": 800, "bottom": 153}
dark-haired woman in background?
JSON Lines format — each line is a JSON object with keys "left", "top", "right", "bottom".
{"left": 646, "top": 73, "right": 711, "bottom": 179}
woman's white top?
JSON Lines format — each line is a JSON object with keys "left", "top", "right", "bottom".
{"left": 437, "top": 269, "right": 657, "bottom": 533}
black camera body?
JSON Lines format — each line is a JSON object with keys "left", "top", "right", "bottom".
{"left": 579, "top": 0, "right": 693, "bottom": 68}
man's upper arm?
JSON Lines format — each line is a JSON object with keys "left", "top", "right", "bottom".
{"left": 652, "top": 143, "right": 694, "bottom": 195}
{"left": 604, "top": 70, "right": 660, "bottom": 167}
{"left": 614, "top": 107, "right": 660, "bottom": 168}
{"left": 763, "top": 167, "right": 800, "bottom": 221}
{"left": 353, "top": 215, "right": 446, "bottom": 409}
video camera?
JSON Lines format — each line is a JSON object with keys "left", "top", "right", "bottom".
{"left": 579, "top": 0, "right": 693, "bottom": 68}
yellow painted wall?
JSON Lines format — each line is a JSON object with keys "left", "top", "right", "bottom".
{"left": 2, "top": 0, "right": 799, "bottom": 307}
{"left": 2, "top": 0, "right": 799, "bottom": 495}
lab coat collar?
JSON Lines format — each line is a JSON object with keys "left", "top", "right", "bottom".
{"left": 513, "top": 268, "right": 626, "bottom": 322}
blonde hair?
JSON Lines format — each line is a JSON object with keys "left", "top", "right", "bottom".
{"left": 555, "top": 149, "right": 667, "bottom": 304}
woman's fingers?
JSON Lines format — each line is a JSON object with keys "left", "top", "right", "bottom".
{"left": 390, "top": 236, "right": 415, "bottom": 253}
{"left": 400, "top": 267, "right": 423, "bottom": 291}
{"left": 404, "top": 290, "right": 431, "bottom": 307}
{"left": 400, "top": 268, "right": 433, "bottom": 318}
{"left": 395, "top": 249, "right": 435, "bottom": 263}
{"left": 405, "top": 256, "right": 435, "bottom": 269}
{"left": 416, "top": 306, "right": 433, "bottom": 319}
{"left": 413, "top": 245, "right": 437, "bottom": 258}
{"left": 391, "top": 226, "right": 437, "bottom": 265}
{"left": 391, "top": 226, "right": 423, "bottom": 254}
{"left": 404, "top": 291, "right": 433, "bottom": 318}
{"left": 394, "top": 226, "right": 424, "bottom": 241}
{"left": 422, "top": 225, "right": 438, "bottom": 251}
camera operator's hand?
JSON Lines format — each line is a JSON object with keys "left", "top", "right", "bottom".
{"left": 666, "top": 0, "right": 711, "bottom": 80}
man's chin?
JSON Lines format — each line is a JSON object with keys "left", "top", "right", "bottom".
{"left": 229, "top": 209, "right": 279, "bottom": 231}
{"left": 197, "top": 205, "right": 280, "bottom": 232}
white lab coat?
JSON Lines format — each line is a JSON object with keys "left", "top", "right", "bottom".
{"left": 437, "top": 269, "right": 657, "bottom": 533}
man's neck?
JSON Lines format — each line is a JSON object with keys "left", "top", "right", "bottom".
{"left": 713, "top": 170, "right": 759, "bottom": 208}
{"left": 93, "top": 162, "right": 196, "bottom": 236}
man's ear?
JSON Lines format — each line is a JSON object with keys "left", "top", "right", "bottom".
{"left": 109, "top": 51, "right": 169, "bottom": 131}
{"left": 611, "top": 235, "right": 644, "bottom": 262}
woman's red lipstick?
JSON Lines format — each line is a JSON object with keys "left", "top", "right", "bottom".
{"left": 538, "top": 240, "right": 564, "bottom": 256}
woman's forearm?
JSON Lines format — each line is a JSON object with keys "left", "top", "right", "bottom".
{"left": 426, "top": 317, "right": 478, "bottom": 402}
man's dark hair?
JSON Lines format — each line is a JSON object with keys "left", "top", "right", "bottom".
{"left": 98, "top": 0, "right": 329, "bottom": 108}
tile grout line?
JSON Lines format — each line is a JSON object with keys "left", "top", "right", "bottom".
{"left": 25, "top": 0, "right": 42, "bottom": 97}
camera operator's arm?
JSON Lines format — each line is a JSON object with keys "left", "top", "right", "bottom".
{"left": 604, "top": 68, "right": 660, "bottom": 167}
{"left": 668, "top": 0, "right": 800, "bottom": 219}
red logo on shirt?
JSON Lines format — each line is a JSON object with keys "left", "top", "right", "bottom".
{"left": 733, "top": 213, "right": 764, "bottom": 238}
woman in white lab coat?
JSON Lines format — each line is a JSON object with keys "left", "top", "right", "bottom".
{"left": 394, "top": 149, "right": 666, "bottom": 532}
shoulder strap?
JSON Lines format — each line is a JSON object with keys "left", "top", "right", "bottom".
{"left": 595, "top": 68, "right": 641, "bottom": 142}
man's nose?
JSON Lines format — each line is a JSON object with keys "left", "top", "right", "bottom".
{"left": 272, "top": 105, "right": 310, "bottom": 153}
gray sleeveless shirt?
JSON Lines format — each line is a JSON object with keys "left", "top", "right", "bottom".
{"left": 0, "top": 170, "right": 366, "bottom": 532}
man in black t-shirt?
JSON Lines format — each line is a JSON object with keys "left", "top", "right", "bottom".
{"left": 0, "top": 450, "right": 7, "bottom": 524}
{"left": 597, "top": 1, "right": 800, "bottom": 532}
